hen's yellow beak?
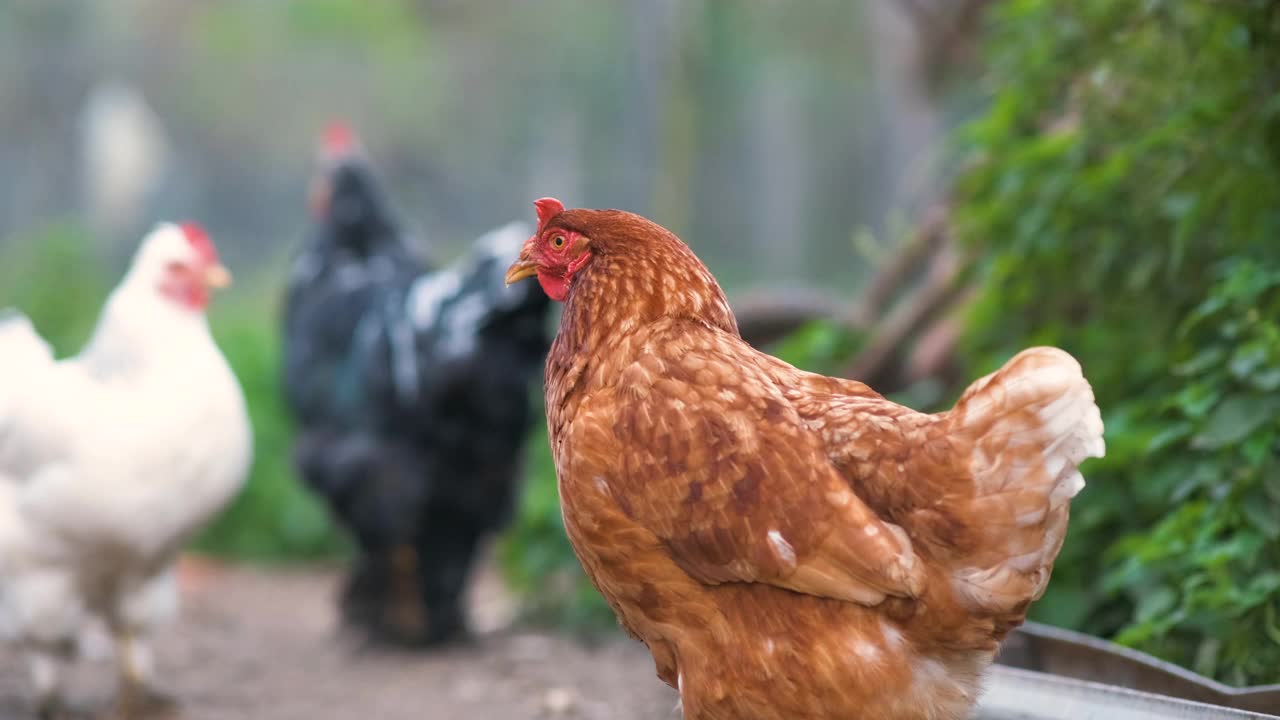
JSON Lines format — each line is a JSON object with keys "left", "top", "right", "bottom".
{"left": 504, "top": 261, "right": 536, "bottom": 286}
{"left": 204, "top": 264, "right": 233, "bottom": 289}
{"left": 505, "top": 246, "right": 537, "bottom": 286}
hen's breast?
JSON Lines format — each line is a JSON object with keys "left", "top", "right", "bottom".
{"left": 56, "top": 346, "right": 252, "bottom": 562}
{"left": 149, "top": 353, "right": 251, "bottom": 535}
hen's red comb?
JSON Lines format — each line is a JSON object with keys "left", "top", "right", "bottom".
{"left": 321, "top": 121, "right": 357, "bottom": 158}
{"left": 179, "top": 222, "right": 218, "bottom": 264}
{"left": 534, "top": 197, "right": 565, "bottom": 229}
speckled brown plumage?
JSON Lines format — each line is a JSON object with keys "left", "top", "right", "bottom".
{"left": 509, "top": 205, "right": 1106, "bottom": 720}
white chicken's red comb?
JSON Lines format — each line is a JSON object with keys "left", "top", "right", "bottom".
{"left": 179, "top": 222, "right": 218, "bottom": 264}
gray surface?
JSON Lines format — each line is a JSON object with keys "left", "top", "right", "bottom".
{"left": 979, "top": 665, "right": 1279, "bottom": 720}
{"left": 998, "top": 622, "right": 1280, "bottom": 714}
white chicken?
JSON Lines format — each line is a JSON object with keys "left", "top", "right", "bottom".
{"left": 0, "top": 223, "right": 251, "bottom": 719}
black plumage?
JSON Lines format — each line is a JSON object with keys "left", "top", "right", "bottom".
{"left": 282, "top": 132, "right": 552, "bottom": 645}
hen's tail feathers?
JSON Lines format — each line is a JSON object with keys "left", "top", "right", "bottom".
{"left": 945, "top": 347, "right": 1105, "bottom": 616}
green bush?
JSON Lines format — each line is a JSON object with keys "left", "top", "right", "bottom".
{"left": 1091, "top": 260, "right": 1280, "bottom": 684}
{"left": 0, "top": 222, "right": 109, "bottom": 354}
{"left": 956, "top": 0, "right": 1280, "bottom": 684}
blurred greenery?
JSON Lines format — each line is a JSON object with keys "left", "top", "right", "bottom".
{"left": 0, "top": 1, "right": 890, "bottom": 290}
{"left": 769, "top": 321, "right": 867, "bottom": 377}
{"left": 0, "top": 222, "right": 109, "bottom": 352}
{"left": 955, "top": 0, "right": 1280, "bottom": 684}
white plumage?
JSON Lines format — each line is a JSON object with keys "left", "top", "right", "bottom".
{"left": 0, "top": 223, "right": 251, "bottom": 717}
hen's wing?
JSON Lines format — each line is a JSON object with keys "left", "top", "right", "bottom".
{"left": 564, "top": 321, "right": 923, "bottom": 605}
{"left": 787, "top": 347, "right": 1105, "bottom": 617}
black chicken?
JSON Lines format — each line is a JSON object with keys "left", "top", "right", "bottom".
{"left": 282, "top": 124, "right": 552, "bottom": 645}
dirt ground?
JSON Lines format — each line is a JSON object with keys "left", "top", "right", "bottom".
{"left": 0, "top": 555, "right": 678, "bottom": 720}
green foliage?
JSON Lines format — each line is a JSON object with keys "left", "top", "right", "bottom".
{"left": 0, "top": 222, "right": 345, "bottom": 563}
{"left": 769, "top": 320, "right": 866, "bottom": 377}
{"left": 0, "top": 222, "right": 109, "bottom": 354}
{"left": 1100, "top": 261, "right": 1280, "bottom": 684}
{"left": 958, "top": 0, "right": 1280, "bottom": 684}
{"left": 197, "top": 0, "right": 427, "bottom": 66}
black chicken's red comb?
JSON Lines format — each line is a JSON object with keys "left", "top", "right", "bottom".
{"left": 321, "top": 121, "right": 357, "bottom": 158}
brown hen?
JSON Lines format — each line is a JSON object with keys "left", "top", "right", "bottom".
{"left": 505, "top": 199, "right": 1105, "bottom": 720}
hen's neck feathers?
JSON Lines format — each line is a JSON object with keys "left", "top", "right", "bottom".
{"left": 545, "top": 212, "right": 738, "bottom": 440}
{"left": 79, "top": 274, "right": 214, "bottom": 378}
{"left": 552, "top": 211, "right": 738, "bottom": 361}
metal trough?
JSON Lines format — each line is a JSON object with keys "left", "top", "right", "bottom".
{"left": 987, "top": 621, "right": 1280, "bottom": 717}
{"left": 979, "top": 665, "right": 1276, "bottom": 719}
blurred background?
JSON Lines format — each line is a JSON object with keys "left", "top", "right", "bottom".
{"left": 1, "top": 0, "right": 1278, "bottom": 717}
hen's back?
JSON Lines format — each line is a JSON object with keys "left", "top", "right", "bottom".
{"left": 395, "top": 222, "right": 550, "bottom": 440}
{"left": 283, "top": 221, "right": 550, "bottom": 438}
{"left": 281, "top": 252, "right": 420, "bottom": 429}
{"left": 0, "top": 312, "right": 85, "bottom": 481}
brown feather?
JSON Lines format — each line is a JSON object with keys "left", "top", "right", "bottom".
{"left": 535, "top": 206, "right": 1104, "bottom": 720}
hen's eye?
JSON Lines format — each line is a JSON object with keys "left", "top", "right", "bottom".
{"left": 552, "top": 235, "right": 566, "bottom": 249}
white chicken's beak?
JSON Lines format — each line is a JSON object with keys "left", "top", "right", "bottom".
{"left": 204, "top": 264, "right": 233, "bottom": 289}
